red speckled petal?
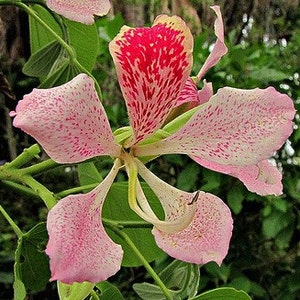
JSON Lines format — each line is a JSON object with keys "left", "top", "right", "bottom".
{"left": 109, "top": 15, "right": 193, "bottom": 145}
{"left": 46, "top": 0, "right": 111, "bottom": 24}
{"left": 136, "top": 87, "right": 295, "bottom": 166}
{"left": 194, "top": 157, "right": 283, "bottom": 195}
{"left": 176, "top": 79, "right": 213, "bottom": 109}
{"left": 46, "top": 160, "right": 123, "bottom": 284}
{"left": 152, "top": 192, "right": 233, "bottom": 265}
{"left": 11, "top": 74, "right": 121, "bottom": 163}
{"left": 197, "top": 6, "right": 228, "bottom": 81}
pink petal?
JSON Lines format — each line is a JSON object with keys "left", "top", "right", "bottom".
{"left": 197, "top": 80, "right": 214, "bottom": 105}
{"left": 193, "top": 157, "right": 283, "bottom": 196}
{"left": 109, "top": 15, "right": 193, "bottom": 145}
{"left": 11, "top": 74, "right": 121, "bottom": 163}
{"left": 135, "top": 159, "right": 197, "bottom": 233}
{"left": 46, "top": 160, "right": 123, "bottom": 284}
{"left": 152, "top": 192, "right": 233, "bottom": 265}
{"left": 175, "top": 79, "right": 213, "bottom": 109}
{"left": 46, "top": 0, "right": 111, "bottom": 24}
{"left": 135, "top": 87, "right": 295, "bottom": 167}
{"left": 196, "top": 6, "right": 228, "bottom": 81}
{"left": 175, "top": 78, "right": 198, "bottom": 108}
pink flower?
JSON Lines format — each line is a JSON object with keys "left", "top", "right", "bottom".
{"left": 46, "top": 0, "right": 111, "bottom": 24}
{"left": 11, "top": 7, "right": 295, "bottom": 284}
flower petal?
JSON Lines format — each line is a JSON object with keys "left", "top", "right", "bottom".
{"left": 152, "top": 192, "right": 233, "bottom": 266}
{"left": 46, "top": 0, "right": 111, "bottom": 24}
{"left": 135, "top": 159, "right": 197, "bottom": 233}
{"left": 193, "top": 157, "right": 283, "bottom": 195}
{"left": 196, "top": 6, "right": 228, "bottom": 81}
{"left": 109, "top": 15, "right": 193, "bottom": 145}
{"left": 175, "top": 78, "right": 213, "bottom": 109}
{"left": 46, "top": 159, "right": 123, "bottom": 284}
{"left": 136, "top": 87, "right": 295, "bottom": 166}
{"left": 11, "top": 74, "right": 120, "bottom": 163}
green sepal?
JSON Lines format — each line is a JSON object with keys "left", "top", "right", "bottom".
{"left": 58, "top": 281, "right": 95, "bottom": 300}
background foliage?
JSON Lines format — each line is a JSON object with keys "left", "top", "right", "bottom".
{"left": 0, "top": 0, "right": 299, "bottom": 299}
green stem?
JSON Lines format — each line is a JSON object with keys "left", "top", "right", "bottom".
{"left": 21, "top": 159, "right": 59, "bottom": 175}
{"left": 22, "top": 175, "right": 57, "bottom": 209}
{"left": 4, "top": 144, "right": 40, "bottom": 169}
{"left": 103, "top": 218, "right": 152, "bottom": 229}
{"left": 1, "top": 180, "right": 40, "bottom": 198}
{"left": 108, "top": 225, "right": 173, "bottom": 300}
{"left": 56, "top": 183, "right": 98, "bottom": 198}
{"left": 0, "top": 205, "right": 23, "bottom": 238}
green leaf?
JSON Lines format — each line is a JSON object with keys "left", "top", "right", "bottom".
{"left": 262, "top": 209, "right": 289, "bottom": 238}
{"left": 29, "top": 5, "right": 62, "bottom": 54}
{"left": 39, "top": 61, "right": 81, "bottom": 88}
{"left": 133, "top": 260, "right": 200, "bottom": 300}
{"left": 103, "top": 182, "right": 164, "bottom": 267}
{"left": 249, "top": 68, "right": 290, "bottom": 82}
{"left": 29, "top": 5, "right": 98, "bottom": 73}
{"left": 133, "top": 283, "right": 178, "bottom": 300}
{"left": 227, "top": 184, "right": 245, "bottom": 215}
{"left": 159, "top": 260, "right": 200, "bottom": 298}
{"left": 96, "top": 281, "right": 124, "bottom": 300}
{"left": 191, "top": 287, "right": 252, "bottom": 300}
{"left": 14, "top": 223, "right": 50, "bottom": 293}
{"left": 78, "top": 162, "right": 103, "bottom": 190}
{"left": 65, "top": 19, "right": 99, "bottom": 72}
{"left": 177, "top": 163, "right": 200, "bottom": 191}
{"left": 13, "top": 274, "right": 26, "bottom": 300}
{"left": 23, "top": 41, "right": 63, "bottom": 77}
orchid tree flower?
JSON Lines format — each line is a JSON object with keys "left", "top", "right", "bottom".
{"left": 10, "top": 7, "right": 295, "bottom": 285}
{"left": 46, "top": 0, "right": 111, "bottom": 24}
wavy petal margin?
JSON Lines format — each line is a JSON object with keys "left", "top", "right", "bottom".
{"left": 109, "top": 15, "right": 193, "bottom": 145}
{"left": 11, "top": 74, "right": 120, "bottom": 163}
{"left": 194, "top": 157, "right": 283, "bottom": 195}
{"left": 46, "top": 0, "right": 111, "bottom": 24}
{"left": 152, "top": 191, "right": 233, "bottom": 266}
{"left": 46, "top": 159, "right": 123, "bottom": 284}
{"left": 136, "top": 87, "right": 295, "bottom": 167}
{"left": 196, "top": 5, "right": 228, "bottom": 81}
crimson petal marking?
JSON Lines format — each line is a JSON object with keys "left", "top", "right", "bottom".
{"left": 109, "top": 15, "right": 193, "bottom": 145}
{"left": 152, "top": 192, "right": 233, "bottom": 266}
{"left": 135, "top": 87, "right": 295, "bottom": 166}
{"left": 46, "top": 0, "right": 111, "bottom": 24}
{"left": 196, "top": 5, "right": 228, "bottom": 82}
{"left": 175, "top": 78, "right": 213, "bottom": 109}
{"left": 46, "top": 160, "right": 123, "bottom": 284}
{"left": 11, "top": 74, "right": 121, "bottom": 163}
{"left": 194, "top": 157, "right": 283, "bottom": 195}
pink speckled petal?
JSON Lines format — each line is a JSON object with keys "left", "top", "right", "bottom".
{"left": 152, "top": 192, "right": 233, "bottom": 265}
{"left": 197, "top": 6, "right": 228, "bottom": 81}
{"left": 175, "top": 79, "right": 213, "bottom": 109}
{"left": 197, "top": 80, "right": 214, "bottom": 105}
{"left": 11, "top": 74, "right": 120, "bottom": 163}
{"left": 46, "top": 160, "right": 123, "bottom": 284}
{"left": 136, "top": 87, "right": 295, "bottom": 166}
{"left": 175, "top": 78, "right": 198, "bottom": 107}
{"left": 194, "top": 157, "right": 283, "bottom": 195}
{"left": 135, "top": 159, "right": 197, "bottom": 233}
{"left": 109, "top": 15, "right": 193, "bottom": 145}
{"left": 46, "top": 0, "right": 111, "bottom": 24}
